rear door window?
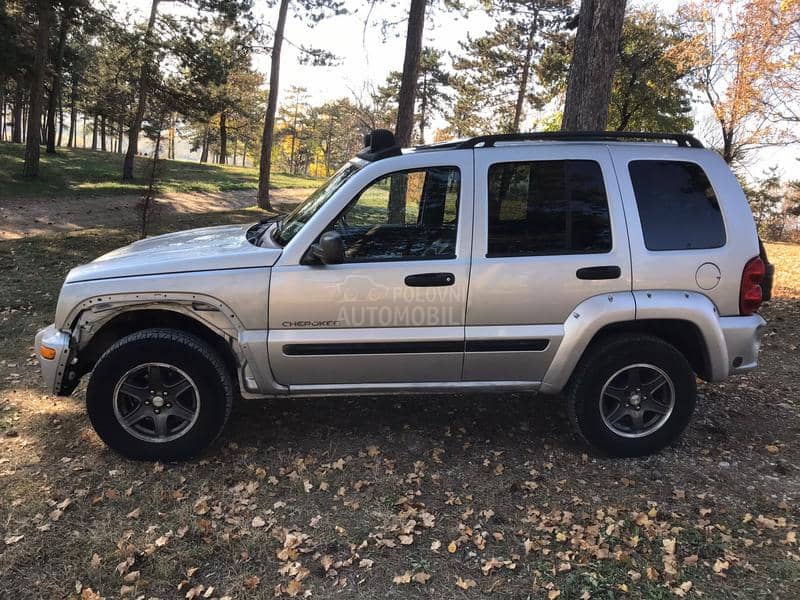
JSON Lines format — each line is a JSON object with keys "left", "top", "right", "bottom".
{"left": 629, "top": 160, "right": 726, "bottom": 251}
{"left": 486, "top": 160, "right": 612, "bottom": 257}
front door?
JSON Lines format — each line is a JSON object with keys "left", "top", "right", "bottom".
{"left": 268, "top": 154, "right": 473, "bottom": 387}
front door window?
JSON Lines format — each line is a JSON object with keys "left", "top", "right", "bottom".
{"left": 330, "top": 167, "right": 460, "bottom": 262}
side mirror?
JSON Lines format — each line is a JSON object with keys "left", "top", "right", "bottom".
{"left": 308, "top": 231, "right": 345, "bottom": 265}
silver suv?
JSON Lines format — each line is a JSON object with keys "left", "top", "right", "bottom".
{"left": 35, "top": 130, "right": 768, "bottom": 460}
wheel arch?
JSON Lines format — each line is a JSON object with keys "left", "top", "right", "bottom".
{"left": 581, "top": 319, "right": 712, "bottom": 381}
{"left": 75, "top": 307, "right": 239, "bottom": 383}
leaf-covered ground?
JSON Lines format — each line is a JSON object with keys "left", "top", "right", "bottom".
{"left": 0, "top": 208, "right": 798, "bottom": 599}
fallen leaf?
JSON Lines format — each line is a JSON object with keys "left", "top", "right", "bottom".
{"left": 548, "top": 590, "right": 561, "bottom": 600}
{"left": 393, "top": 571, "right": 412, "bottom": 585}
{"left": 398, "top": 534, "right": 414, "bottom": 545}
{"left": 4, "top": 535, "right": 23, "bottom": 545}
{"left": 320, "top": 554, "right": 334, "bottom": 572}
{"left": 122, "top": 570, "right": 140, "bottom": 583}
{"left": 126, "top": 507, "right": 141, "bottom": 519}
{"left": 448, "top": 540, "right": 458, "bottom": 553}
{"left": 713, "top": 559, "right": 730, "bottom": 575}
{"left": 90, "top": 553, "right": 102, "bottom": 569}
{"left": 243, "top": 575, "right": 260, "bottom": 590}
{"left": 413, "top": 572, "right": 431, "bottom": 584}
{"left": 430, "top": 540, "right": 442, "bottom": 551}
{"left": 455, "top": 577, "right": 476, "bottom": 590}
{"left": 252, "top": 516, "right": 266, "bottom": 528}
{"left": 766, "top": 445, "right": 780, "bottom": 454}
{"left": 286, "top": 579, "right": 303, "bottom": 597}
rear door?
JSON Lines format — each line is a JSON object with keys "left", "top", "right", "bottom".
{"left": 268, "top": 151, "right": 473, "bottom": 387}
{"left": 463, "top": 144, "right": 632, "bottom": 382}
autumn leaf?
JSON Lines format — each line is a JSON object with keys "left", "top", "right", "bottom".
{"left": 193, "top": 497, "right": 210, "bottom": 516}
{"left": 455, "top": 577, "right": 477, "bottom": 590}
{"left": 252, "top": 516, "right": 266, "bottom": 528}
{"left": 448, "top": 540, "right": 458, "bottom": 553}
{"left": 548, "top": 590, "right": 561, "bottom": 599}
{"left": 398, "top": 534, "right": 414, "bottom": 545}
{"left": 413, "top": 572, "right": 431, "bottom": 584}
{"left": 243, "top": 575, "right": 260, "bottom": 590}
{"left": 4, "top": 535, "right": 23, "bottom": 545}
{"left": 713, "top": 558, "right": 730, "bottom": 575}
{"left": 393, "top": 571, "right": 412, "bottom": 585}
{"left": 286, "top": 579, "right": 303, "bottom": 597}
{"left": 90, "top": 553, "right": 102, "bottom": 569}
{"left": 126, "top": 507, "right": 141, "bottom": 519}
{"left": 320, "top": 554, "right": 334, "bottom": 572}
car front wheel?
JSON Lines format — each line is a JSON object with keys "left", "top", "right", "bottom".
{"left": 86, "top": 328, "right": 234, "bottom": 461}
{"left": 567, "top": 334, "right": 696, "bottom": 457}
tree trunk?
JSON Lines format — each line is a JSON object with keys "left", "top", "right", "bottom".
{"left": 722, "top": 126, "right": 734, "bottom": 164}
{"left": 22, "top": 0, "right": 50, "bottom": 177}
{"left": 46, "top": 2, "right": 73, "bottom": 154}
{"left": 12, "top": 82, "right": 23, "bottom": 143}
{"left": 232, "top": 138, "right": 237, "bottom": 166}
{"left": 169, "top": 112, "right": 176, "bottom": 159}
{"left": 242, "top": 142, "right": 247, "bottom": 167}
{"left": 57, "top": 92, "right": 64, "bottom": 146}
{"left": 82, "top": 113, "right": 86, "bottom": 147}
{"left": 218, "top": 110, "right": 227, "bottom": 164}
{"left": 67, "top": 75, "right": 77, "bottom": 147}
{"left": 200, "top": 123, "right": 209, "bottom": 163}
{"left": 100, "top": 114, "right": 107, "bottom": 151}
{"left": 389, "top": 0, "right": 426, "bottom": 224}
{"left": 123, "top": 0, "right": 160, "bottom": 180}
{"left": 0, "top": 80, "right": 5, "bottom": 141}
{"left": 561, "top": 0, "right": 626, "bottom": 131}
{"left": 394, "top": 0, "right": 426, "bottom": 147}
{"left": 512, "top": 26, "right": 536, "bottom": 134}
{"left": 257, "top": 0, "right": 289, "bottom": 210}
{"left": 117, "top": 116, "right": 124, "bottom": 153}
{"left": 91, "top": 114, "right": 98, "bottom": 149}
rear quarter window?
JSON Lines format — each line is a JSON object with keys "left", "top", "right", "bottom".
{"left": 628, "top": 160, "right": 726, "bottom": 251}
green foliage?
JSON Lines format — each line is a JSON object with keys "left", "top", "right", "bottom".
{"left": 537, "top": 8, "right": 694, "bottom": 132}
{"left": 449, "top": 0, "right": 570, "bottom": 135}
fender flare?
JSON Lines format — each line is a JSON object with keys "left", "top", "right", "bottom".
{"left": 540, "top": 290, "right": 728, "bottom": 394}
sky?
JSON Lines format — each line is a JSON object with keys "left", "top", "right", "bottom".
{"left": 118, "top": 0, "right": 799, "bottom": 181}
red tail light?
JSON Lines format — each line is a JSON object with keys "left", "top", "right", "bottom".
{"left": 739, "top": 256, "right": 765, "bottom": 315}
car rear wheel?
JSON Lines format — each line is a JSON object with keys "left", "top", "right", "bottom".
{"left": 86, "top": 328, "right": 234, "bottom": 461}
{"left": 567, "top": 334, "right": 696, "bottom": 457}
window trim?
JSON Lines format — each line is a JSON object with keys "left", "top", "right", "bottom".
{"left": 627, "top": 159, "right": 727, "bottom": 252}
{"left": 484, "top": 158, "right": 613, "bottom": 259}
{"left": 312, "top": 165, "right": 463, "bottom": 264}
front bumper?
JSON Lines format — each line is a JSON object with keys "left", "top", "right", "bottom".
{"left": 34, "top": 325, "right": 72, "bottom": 395}
{"left": 719, "top": 314, "right": 767, "bottom": 376}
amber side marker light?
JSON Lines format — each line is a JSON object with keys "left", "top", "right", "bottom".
{"left": 40, "top": 346, "right": 57, "bottom": 360}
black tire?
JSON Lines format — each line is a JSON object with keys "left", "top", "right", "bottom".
{"left": 86, "top": 328, "right": 234, "bottom": 461}
{"left": 566, "top": 334, "right": 696, "bottom": 457}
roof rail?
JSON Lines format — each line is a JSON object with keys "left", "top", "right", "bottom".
{"left": 453, "top": 131, "right": 704, "bottom": 149}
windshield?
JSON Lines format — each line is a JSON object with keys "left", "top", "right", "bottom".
{"left": 272, "top": 163, "right": 361, "bottom": 246}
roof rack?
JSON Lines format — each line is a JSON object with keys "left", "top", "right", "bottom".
{"left": 452, "top": 131, "right": 704, "bottom": 149}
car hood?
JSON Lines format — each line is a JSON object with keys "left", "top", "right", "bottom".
{"left": 65, "top": 224, "right": 282, "bottom": 283}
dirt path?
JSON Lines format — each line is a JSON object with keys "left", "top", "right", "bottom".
{"left": 0, "top": 188, "right": 312, "bottom": 240}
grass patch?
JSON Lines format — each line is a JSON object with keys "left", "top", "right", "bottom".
{"left": 0, "top": 142, "right": 321, "bottom": 199}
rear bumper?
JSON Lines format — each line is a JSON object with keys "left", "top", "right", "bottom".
{"left": 34, "top": 325, "right": 72, "bottom": 395}
{"left": 719, "top": 314, "right": 767, "bottom": 376}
